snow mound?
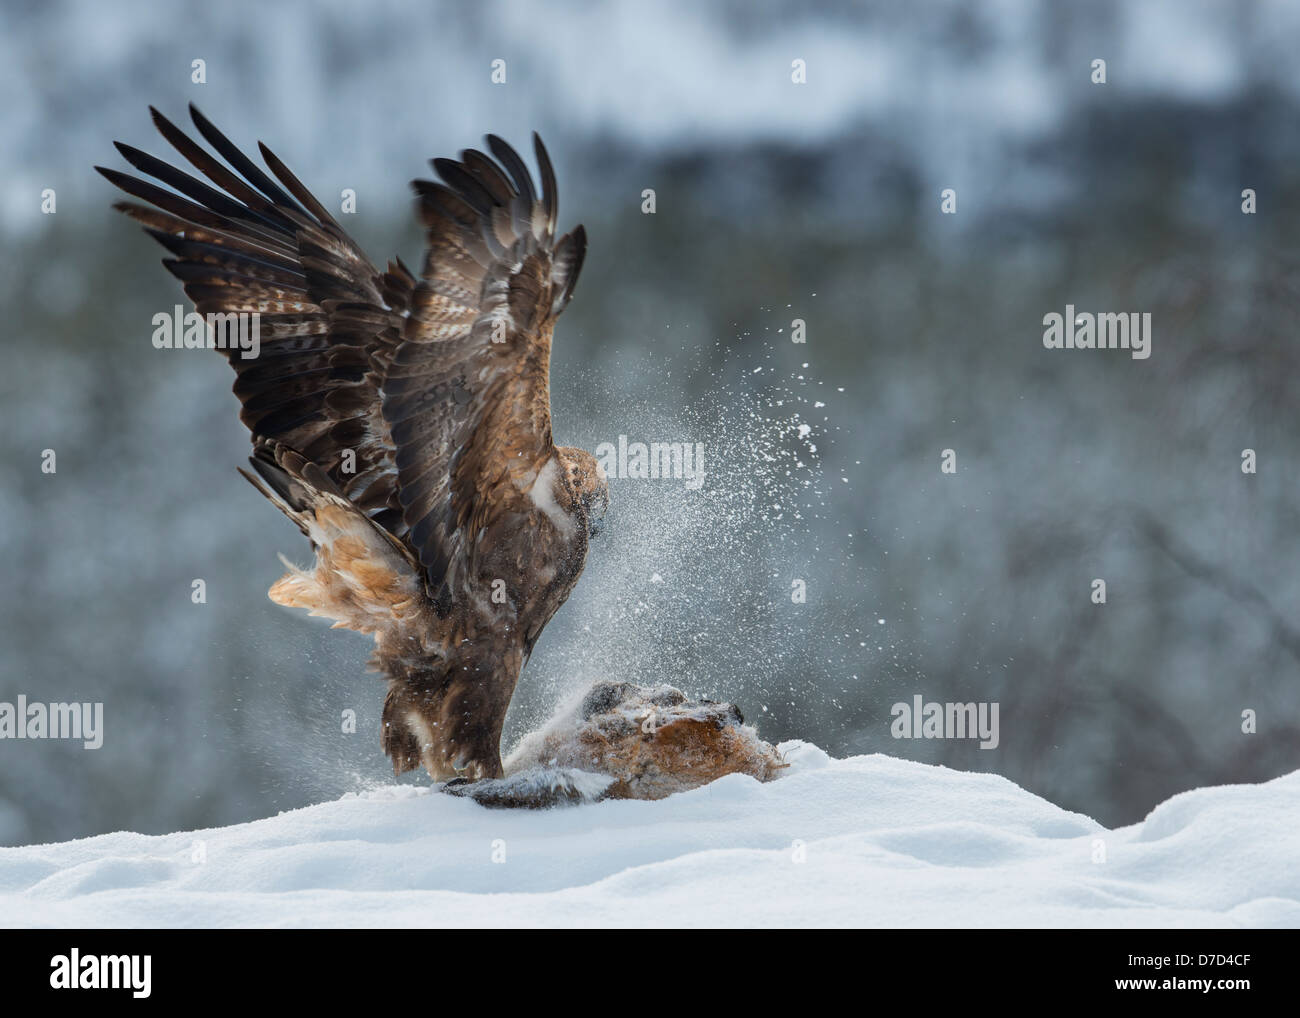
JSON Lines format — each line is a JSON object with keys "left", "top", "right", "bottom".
{"left": 2, "top": 752, "right": 1297, "bottom": 928}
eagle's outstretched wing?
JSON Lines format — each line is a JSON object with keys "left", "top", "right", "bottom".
{"left": 97, "top": 104, "right": 413, "bottom": 536}
{"left": 386, "top": 135, "right": 586, "bottom": 612}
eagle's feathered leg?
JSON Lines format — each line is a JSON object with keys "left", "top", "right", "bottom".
{"left": 379, "top": 652, "right": 523, "bottom": 782}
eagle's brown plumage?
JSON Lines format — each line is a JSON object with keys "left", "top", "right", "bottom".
{"left": 99, "top": 105, "right": 608, "bottom": 781}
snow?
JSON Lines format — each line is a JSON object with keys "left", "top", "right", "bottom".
{"left": 2, "top": 747, "right": 1297, "bottom": 928}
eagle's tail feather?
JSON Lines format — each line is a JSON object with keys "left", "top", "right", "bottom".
{"left": 238, "top": 440, "right": 425, "bottom": 638}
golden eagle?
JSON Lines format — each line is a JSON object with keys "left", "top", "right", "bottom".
{"left": 99, "top": 106, "right": 608, "bottom": 782}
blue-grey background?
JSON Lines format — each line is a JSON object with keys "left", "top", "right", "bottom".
{"left": 3, "top": 0, "right": 1299, "bottom": 844}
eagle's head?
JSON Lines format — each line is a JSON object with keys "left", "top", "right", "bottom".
{"left": 559, "top": 447, "right": 610, "bottom": 538}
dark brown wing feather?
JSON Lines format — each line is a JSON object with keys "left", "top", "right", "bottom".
{"left": 96, "top": 105, "right": 413, "bottom": 536}
{"left": 384, "top": 134, "right": 586, "bottom": 611}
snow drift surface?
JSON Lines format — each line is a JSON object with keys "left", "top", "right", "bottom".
{"left": 2, "top": 747, "right": 1297, "bottom": 928}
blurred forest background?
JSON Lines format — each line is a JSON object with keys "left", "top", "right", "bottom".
{"left": 3, "top": 0, "right": 1299, "bottom": 844}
